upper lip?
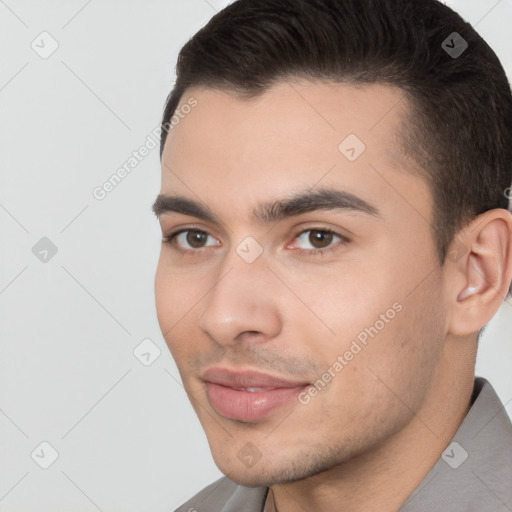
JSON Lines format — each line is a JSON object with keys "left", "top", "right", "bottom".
{"left": 202, "top": 367, "right": 310, "bottom": 389}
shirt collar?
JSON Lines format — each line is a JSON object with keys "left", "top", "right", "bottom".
{"left": 220, "top": 377, "right": 512, "bottom": 512}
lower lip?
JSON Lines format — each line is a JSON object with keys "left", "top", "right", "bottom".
{"left": 205, "top": 382, "right": 308, "bottom": 422}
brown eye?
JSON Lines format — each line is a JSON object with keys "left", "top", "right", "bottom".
{"left": 293, "top": 228, "right": 345, "bottom": 252}
{"left": 186, "top": 230, "right": 209, "bottom": 248}
{"left": 308, "top": 229, "right": 334, "bottom": 248}
{"left": 167, "top": 229, "right": 220, "bottom": 251}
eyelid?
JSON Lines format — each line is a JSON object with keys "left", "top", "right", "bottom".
{"left": 161, "top": 225, "right": 350, "bottom": 255}
{"left": 161, "top": 221, "right": 219, "bottom": 240}
{"left": 162, "top": 226, "right": 221, "bottom": 253}
{"left": 287, "top": 227, "right": 350, "bottom": 253}
{"left": 294, "top": 226, "right": 350, "bottom": 241}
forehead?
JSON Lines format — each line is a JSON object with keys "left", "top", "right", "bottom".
{"left": 160, "top": 81, "right": 429, "bottom": 222}
{"left": 163, "top": 80, "right": 411, "bottom": 161}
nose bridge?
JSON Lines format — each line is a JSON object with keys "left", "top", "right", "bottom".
{"left": 198, "top": 246, "right": 281, "bottom": 344}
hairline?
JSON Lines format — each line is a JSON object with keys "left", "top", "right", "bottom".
{"left": 161, "top": 78, "right": 446, "bottom": 254}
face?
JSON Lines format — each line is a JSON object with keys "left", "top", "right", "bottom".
{"left": 154, "top": 81, "right": 447, "bottom": 486}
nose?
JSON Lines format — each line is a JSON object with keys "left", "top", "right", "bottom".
{"left": 198, "top": 256, "right": 282, "bottom": 347}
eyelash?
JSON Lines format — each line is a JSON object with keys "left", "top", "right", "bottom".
{"left": 162, "top": 227, "right": 349, "bottom": 256}
{"left": 162, "top": 229, "right": 215, "bottom": 257}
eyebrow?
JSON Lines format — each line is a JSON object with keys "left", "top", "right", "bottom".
{"left": 152, "top": 187, "right": 380, "bottom": 224}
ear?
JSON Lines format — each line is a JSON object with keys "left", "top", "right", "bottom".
{"left": 444, "top": 209, "right": 512, "bottom": 336}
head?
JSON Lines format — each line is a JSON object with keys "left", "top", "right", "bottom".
{"left": 153, "top": 0, "right": 512, "bottom": 487}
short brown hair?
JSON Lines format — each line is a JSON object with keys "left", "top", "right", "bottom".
{"left": 160, "top": 0, "right": 512, "bottom": 293}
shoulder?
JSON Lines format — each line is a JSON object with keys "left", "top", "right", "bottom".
{"left": 174, "top": 477, "right": 268, "bottom": 512}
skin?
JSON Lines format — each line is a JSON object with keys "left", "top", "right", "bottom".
{"left": 154, "top": 81, "right": 512, "bottom": 512}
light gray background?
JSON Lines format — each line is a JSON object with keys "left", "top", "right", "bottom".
{"left": 0, "top": 1, "right": 511, "bottom": 510}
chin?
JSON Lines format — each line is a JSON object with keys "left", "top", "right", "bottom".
{"left": 211, "top": 453, "right": 277, "bottom": 487}
{"left": 220, "top": 466, "right": 292, "bottom": 488}
{"left": 212, "top": 449, "right": 339, "bottom": 488}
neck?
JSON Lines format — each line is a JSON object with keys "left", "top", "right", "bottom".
{"left": 268, "top": 336, "right": 477, "bottom": 512}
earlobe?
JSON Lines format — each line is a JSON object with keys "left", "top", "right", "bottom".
{"left": 447, "top": 209, "right": 512, "bottom": 336}
{"left": 456, "top": 285, "right": 479, "bottom": 302}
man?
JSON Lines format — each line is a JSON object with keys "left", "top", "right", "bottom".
{"left": 152, "top": 0, "right": 512, "bottom": 510}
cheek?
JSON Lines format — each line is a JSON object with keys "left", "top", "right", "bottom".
{"left": 332, "top": 278, "right": 445, "bottom": 416}
{"left": 154, "top": 255, "right": 202, "bottom": 342}
{"left": 154, "top": 257, "right": 176, "bottom": 334}
{"left": 277, "top": 258, "right": 395, "bottom": 358}
{"left": 286, "top": 253, "right": 444, "bottom": 400}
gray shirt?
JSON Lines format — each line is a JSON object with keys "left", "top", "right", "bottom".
{"left": 175, "top": 377, "right": 512, "bottom": 511}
